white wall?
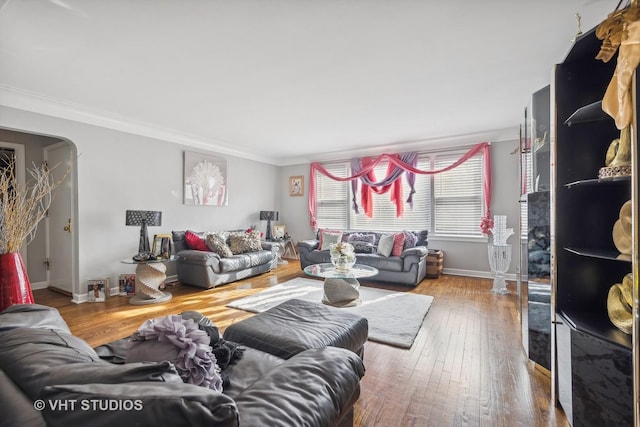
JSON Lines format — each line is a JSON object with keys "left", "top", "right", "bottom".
{"left": 1, "top": 104, "right": 522, "bottom": 301}
{"left": 278, "top": 139, "right": 522, "bottom": 278}
{"left": 1, "top": 106, "right": 279, "bottom": 301}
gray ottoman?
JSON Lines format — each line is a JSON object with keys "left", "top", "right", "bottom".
{"left": 223, "top": 298, "right": 368, "bottom": 359}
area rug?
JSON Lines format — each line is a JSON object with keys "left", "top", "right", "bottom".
{"left": 226, "top": 277, "right": 434, "bottom": 349}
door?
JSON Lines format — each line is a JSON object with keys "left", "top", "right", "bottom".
{"left": 45, "top": 143, "right": 73, "bottom": 294}
{"left": 0, "top": 142, "right": 26, "bottom": 262}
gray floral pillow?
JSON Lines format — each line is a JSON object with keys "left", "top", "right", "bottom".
{"left": 205, "top": 233, "right": 233, "bottom": 257}
{"left": 352, "top": 242, "right": 376, "bottom": 254}
{"left": 402, "top": 230, "right": 418, "bottom": 250}
{"left": 347, "top": 233, "right": 377, "bottom": 244}
{"left": 229, "top": 231, "right": 262, "bottom": 254}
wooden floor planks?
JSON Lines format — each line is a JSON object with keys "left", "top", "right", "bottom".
{"left": 33, "top": 262, "right": 567, "bottom": 427}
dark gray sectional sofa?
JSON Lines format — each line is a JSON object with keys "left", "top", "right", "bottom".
{"left": 298, "top": 229, "right": 428, "bottom": 286}
{"left": 0, "top": 303, "right": 366, "bottom": 427}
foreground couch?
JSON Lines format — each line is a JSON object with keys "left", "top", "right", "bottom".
{"left": 172, "top": 230, "right": 277, "bottom": 288}
{"left": 0, "top": 304, "right": 365, "bottom": 427}
{"left": 298, "top": 229, "right": 428, "bottom": 286}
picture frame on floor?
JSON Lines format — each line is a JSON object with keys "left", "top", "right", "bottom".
{"left": 118, "top": 274, "right": 136, "bottom": 296}
{"left": 87, "top": 279, "right": 108, "bottom": 302}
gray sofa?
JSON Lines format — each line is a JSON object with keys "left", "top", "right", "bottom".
{"left": 298, "top": 230, "right": 428, "bottom": 287}
{"left": 0, "top": 303, "right": 365, "bottom": 427}
{"left": 172, "top": 230, "right": 277, "bottom": 288}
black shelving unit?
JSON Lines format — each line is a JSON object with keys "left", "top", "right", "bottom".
{"left": 519, "top": 84, "right": 553, "bottom": 373}
{"left": 552, "top": 27, "right": 634, "bottom": 426}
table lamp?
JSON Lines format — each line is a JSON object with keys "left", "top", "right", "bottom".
{"left": 126, "top": 210, "right": 162, "bottom": 254}
{"left": 260, "top": 210, "right": 278, "bottom": 241}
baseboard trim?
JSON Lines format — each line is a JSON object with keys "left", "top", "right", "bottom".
{"left": 30, "top": 281, "right": 48, "bottom": 290}
{"left": 442, "top": 268, "right": 517, "bottom": 282}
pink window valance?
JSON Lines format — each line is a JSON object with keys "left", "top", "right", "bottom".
{"left": 308, "top": 142, "right": 493, "bottom": 234}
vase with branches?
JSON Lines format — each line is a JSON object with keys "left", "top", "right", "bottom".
{"left": 0, "top": 155, "right": 69, "bottom": 311}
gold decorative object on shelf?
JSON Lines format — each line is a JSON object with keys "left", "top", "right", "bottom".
{"left": 607, "top": 273, "right": 633, "bottom": 334}
{"left": 596, "top": 0, "right": 640, "bottom": 129}
{"left": 599, "top": 126, "right": 632, "bottom": 178}
{"left": 613, "top": 200, "right": 632, "bottom": 255}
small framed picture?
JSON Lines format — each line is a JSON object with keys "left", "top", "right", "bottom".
{"left": 273, "top": 225, "right": 286, "bottom": 240}
{"left": 289, "top": 176, "right": 304, "bottom": 196}
{"left": 119, "top": 274, "right": 136, "bottom": 296}
{"left": 152, "top": 234, "right": 173, "bottom": 258}
{"left": 87, "top": 279, "right": 107, "bottom": 302}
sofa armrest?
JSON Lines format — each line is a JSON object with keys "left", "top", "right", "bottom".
{"left": 234, "top": 347, "right": 364, "bottom": 426}
{"left": 177, "top": 250, "right": 221, "bottom": 266}
{"left": 42, "top": 382, "right": 238, "bottom": 427}
{"left": 297, "top": 240, "right": 320, "bottom": 252}
{"left": 261, "top": 241, "right": 276, "bottom": 251}
{"left": 401, "top": 246, "right": 428, "bottom": 258}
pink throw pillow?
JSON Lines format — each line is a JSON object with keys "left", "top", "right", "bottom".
{"left": 391, "top": 233, "right": 406, "bottom": 256}
{"left": 184, "top": 231, "right": 208, "bottom": 251}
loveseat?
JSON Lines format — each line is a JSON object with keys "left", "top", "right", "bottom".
{"left": 0, "top": 303, "right": 366, "bottom": 427}
{"left": 172, "top": 229, "right": 277, "bottom": 288}
{"left": 298, "top": 229, "right": 429, "bottom": 286}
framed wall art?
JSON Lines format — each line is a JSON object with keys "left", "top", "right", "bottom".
{"left": 184, "top": 151, "right": 228, "bottom": 206}
{"left": 289, "top": 176, "right": 304, "bottom": 196}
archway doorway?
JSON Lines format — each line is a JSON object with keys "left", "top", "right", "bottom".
{"left": 0, "top": 129, "right": 77, "bottom": 299}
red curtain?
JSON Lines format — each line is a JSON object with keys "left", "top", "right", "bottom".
{"left": 308, "top": 142, "right": 492, "bottom": 233}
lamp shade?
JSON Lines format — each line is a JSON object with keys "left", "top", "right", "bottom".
{"left": 259, "top": 211, "right": 279, "bottom": 221}
{"left": 126, "top": 210, "right": 162, "bottom": 227}
{"left": 126, "top": 210, "right": 162, "bottom": 254}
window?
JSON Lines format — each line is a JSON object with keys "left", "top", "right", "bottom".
{"left": 314, "top": 148, "right": 486, "bottom": 237}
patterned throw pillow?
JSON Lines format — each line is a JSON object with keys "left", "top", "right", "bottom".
{"left": 205, "top": 233, "right": 233, "bottom": 257}
{"left": 184, "top": 230, "right": 208, "bottom": 251}
{"left": 402, "top": 230, "right": 418, "bottom": 250}
{"left": 229, "top": 231, "right": 262, "bottom": 254}
{"left": 320, "top": 231, "right": 343, "bottom": 250}
{"left": 391, "top": 233, "right": 406, "bottom": 256}
{"left": 318, "top": 228, "right": 342, "bottom": 247}
{"left": 377, "top": 234, "right": 395, "bottom": 257}
{"left": 352, "top": 242, "right": 376, "bottom": 254}
{"left": 347, "top": 233, "right": 376, "bottom": 244}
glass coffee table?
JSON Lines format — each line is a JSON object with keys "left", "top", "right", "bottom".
{"left": 303, "top": 263, "right": 378, "bottom": 307}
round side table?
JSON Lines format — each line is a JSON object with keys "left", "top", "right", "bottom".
{"left": 121, "top": 256, "right": 175, "bottom": 305}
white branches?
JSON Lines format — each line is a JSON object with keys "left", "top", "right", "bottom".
{"left": 0, "top": 157, "right": 69, "bottom": 253}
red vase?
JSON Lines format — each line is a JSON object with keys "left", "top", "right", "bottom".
{"left": 0, "top": 252, "right": 34, "bottom": 312}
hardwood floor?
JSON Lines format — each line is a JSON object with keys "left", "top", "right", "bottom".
{"left": 33, "top": 261, "right": 567, "bottom": 427}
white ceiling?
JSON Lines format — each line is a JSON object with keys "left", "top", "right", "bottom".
{"left": 0, "top": 0, "right": 617, "bottom": 165}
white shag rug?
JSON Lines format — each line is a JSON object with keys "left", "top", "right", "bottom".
{"left": 227, "top": 277, "right": 434, "bottom": 349}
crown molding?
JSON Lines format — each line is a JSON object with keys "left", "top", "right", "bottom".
{"left": 281, "top": 126, "right": 519, "bottom": 166}
{"left": 0, "top": 85, "right": 279, "bottom": 165}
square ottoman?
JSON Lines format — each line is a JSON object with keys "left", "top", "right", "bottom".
{"left": 223, "top": 298, "right": 368, "bottom": 359}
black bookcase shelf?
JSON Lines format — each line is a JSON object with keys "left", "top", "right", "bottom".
{"left": 564, "top": 101, "right": 612, "bottom": 126}
{"left": 564, "top": 247, "right": 631, "bottom": 263}
{"left": 559, "top": 310, "right": 632, "bottom": 350}
{"left": 564, "top": 175, "right": 631, "bottom": 188}
{"left": 552, "top": 25, "right": 635, "bottom": 426}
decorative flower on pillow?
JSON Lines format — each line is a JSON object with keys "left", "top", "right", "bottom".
{"left": 245, "top": 228, "right": 264, "bottom": 238}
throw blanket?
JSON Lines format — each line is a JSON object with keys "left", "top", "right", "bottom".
{"left": 180, "top": 311, "right": 245, "bottom": 387}
{"left": 95, "top": 311, "right": 244, "bottom": 391}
